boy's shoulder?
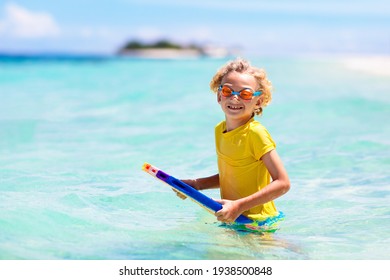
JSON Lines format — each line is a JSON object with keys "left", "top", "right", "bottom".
{"left": 248, "top": 119, "right": 273, "bottom": 140}
{"left": 215, "top": 120, "right": 226, "bottom": 132}
{"left": 249, "top": 119, "right": 267, "bottom": 132}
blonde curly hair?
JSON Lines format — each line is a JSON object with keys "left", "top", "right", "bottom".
{"left": 210, "top": 58, "right": 272, "bottom": 115}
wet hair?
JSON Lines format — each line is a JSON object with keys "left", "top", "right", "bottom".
{"left": 210, "top": 57, "right": 273, "bottom": 115}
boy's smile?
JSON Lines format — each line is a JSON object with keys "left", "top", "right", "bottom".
{"left": 227, "top": 104, "right": 244, "bottom": 111}
{"left": 218, "top": 71, "right": 262, "bottom": 131}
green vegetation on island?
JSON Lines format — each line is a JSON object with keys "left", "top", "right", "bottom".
{"left": 117, "top": 39, "right": 231, "bottom": 58}
{"left": 119, "top": 40, "right": 201, "bottom": 51}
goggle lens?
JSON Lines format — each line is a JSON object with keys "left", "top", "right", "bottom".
{"left": 220, "top": 86, "right": 233, "bottom": 97}
{"left": 239, "top": 89, "right": 254, "bottom": 100}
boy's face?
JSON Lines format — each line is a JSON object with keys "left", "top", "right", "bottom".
{"left": 217, "top": 71, "right": 262, "bottom": 126}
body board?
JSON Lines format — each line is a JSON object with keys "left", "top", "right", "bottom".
{"left": 142, "top": 163, "right": 253, "bottom": 225}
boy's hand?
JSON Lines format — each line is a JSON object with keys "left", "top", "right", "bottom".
{"left": 214, "top": 199, "right": 242, "bottom": 223}
{"left": 181, "top": 179, "right": 197, "bottom": 189}
{"left": 172, "top": 188, "right": 187, "bottom": 200}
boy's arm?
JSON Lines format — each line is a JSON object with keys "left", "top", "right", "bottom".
{"left": 215, "top": 149, "right": 290, "bottom": 223}
{"left": 182, "top": 174, "right": 220, "bottom": 190}
{"left": 174, "top": 174, "right": 219, "bottom": 200}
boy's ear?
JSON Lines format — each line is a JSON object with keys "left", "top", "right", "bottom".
{"left": 256, "top": 96, "right": 262, "bottom": 107}
{"left": 217, "top": 92, "right": 222, "bottom": 103}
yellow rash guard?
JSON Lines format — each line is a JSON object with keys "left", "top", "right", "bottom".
{"left": 215, "top": 118, "right": 278, "bottom": 221}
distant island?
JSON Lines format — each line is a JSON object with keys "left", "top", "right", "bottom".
{"left": 117, "top": 39, "right": 232, "bottom": 59}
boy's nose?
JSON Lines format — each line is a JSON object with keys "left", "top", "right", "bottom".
{"left": 230, "top": 94, "right": 240, "bottom": 101}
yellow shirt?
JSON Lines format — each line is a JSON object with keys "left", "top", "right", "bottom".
{"left": 215, "top": 118, "right": 278, "bottom": 221}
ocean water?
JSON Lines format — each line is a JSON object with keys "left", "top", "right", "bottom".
{"left": 0, "top": 55, "right": 389, "bottom": 260}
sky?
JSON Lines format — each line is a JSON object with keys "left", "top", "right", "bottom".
{"left": 0, "top": 0, "right": 389, "bottom": 56}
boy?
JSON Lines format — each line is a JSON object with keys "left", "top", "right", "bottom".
{"left": 183, "top": 58, "right": 290, "bottom": 224}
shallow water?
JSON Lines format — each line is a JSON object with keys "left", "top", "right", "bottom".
{"left": 0, "top": 55, "right": 389, "bottom": 259}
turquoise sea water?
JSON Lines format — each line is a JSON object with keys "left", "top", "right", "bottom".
{"left": 0, "top": 55, "right": 389, "bottom": 260}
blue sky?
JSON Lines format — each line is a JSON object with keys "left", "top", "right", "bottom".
{"left": 0, "top": 0, "right": 389, "bottom": 55}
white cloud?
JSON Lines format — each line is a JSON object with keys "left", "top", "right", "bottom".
{"left": 0, "top": 3, "right": 60, "bottom": 38}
